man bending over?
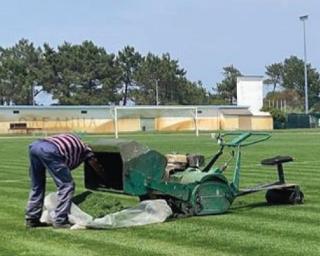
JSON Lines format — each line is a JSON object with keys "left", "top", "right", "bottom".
{"left": 25, "top": 133, "right": 103, "bottom": 228}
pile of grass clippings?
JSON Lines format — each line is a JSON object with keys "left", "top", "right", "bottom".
{"left": 73, "top": 191, "right": 138, "bottom": 218}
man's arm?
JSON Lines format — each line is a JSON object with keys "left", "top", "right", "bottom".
{"left": 87, "top": 157, "right": 105, "bottom": 178}
{"left": 82, "top": 143, "right": 105, "bottom": 178}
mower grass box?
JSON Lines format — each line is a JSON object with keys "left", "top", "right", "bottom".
{"left": 84, "top": 132, "right": 304, "bottom": 216}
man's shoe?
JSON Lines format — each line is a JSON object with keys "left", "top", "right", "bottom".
{"left": 53, "top": 222, "right": 71, "bottom": 229}
{"left": 26, "top": 219, "right": 49, "bottom": 228}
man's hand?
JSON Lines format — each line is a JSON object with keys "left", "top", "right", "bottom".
{"left": 88, "top": 157, "right": 105, "bottom": 178}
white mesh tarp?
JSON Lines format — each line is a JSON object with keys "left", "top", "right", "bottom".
{"left": 40, "top": 193, "right": 172, "bottom": 229}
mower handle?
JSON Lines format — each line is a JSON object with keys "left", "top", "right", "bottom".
{"left": 217, "top": 132, "right": 271, "bottom": 147}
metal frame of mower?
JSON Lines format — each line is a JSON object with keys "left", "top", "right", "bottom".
{"left": 210, "top": 132, "right": 304, "bottom": 205}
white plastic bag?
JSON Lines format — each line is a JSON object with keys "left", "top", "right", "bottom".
{"left": 40, "top": 193, "right": 93, "bottom": 226}
{"left": 40, "top": 192, "right": 172, "bottom": 229}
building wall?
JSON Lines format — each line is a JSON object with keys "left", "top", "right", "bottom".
{"left": 237, "top": 76, "right": 263, "bottom": 113}
{"left": 1, "top": 120, "right": 110, "bottom": 134}
{"left": 117, "top": 118, "right": 140, "bottom": 132}
{"left": 0, "top": 107, "right": 114, "bottom": 134}
{"left": 220, "top": 116, "right": 239, "bottom": 130}
{"left": 218, "top": 115, "right": 273, "bottom": 131}
{"left": 155, "top": 117, "right": 222, "bottom": 131}
{"left": 251, "top": 116, "right": 273, "bottom": 130}
{"left": 197, "top": 118, "right": 221, "bottom": 131}
{"left": 0, "top": 106, "right": 273, "bottom": 134}
{"left": 239, "top": 116, "right": 252, "bottom": 130}
{"left": 156, "top": 117, "right": 195, "bottom": 131}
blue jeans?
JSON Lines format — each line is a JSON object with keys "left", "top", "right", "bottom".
{"left": 25, "top": 140, "right": 75, "bottom": 224}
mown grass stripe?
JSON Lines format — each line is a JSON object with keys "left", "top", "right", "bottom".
{"left": 1, "top": 131, "right": 320, "bottom": 256}
{"left": 0, "top": 222, "right": 230, "bottom": 256}
{"left": 134, "top": 220, "right": 319, "bottom": 256}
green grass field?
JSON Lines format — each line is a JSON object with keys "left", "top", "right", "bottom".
{"left": 0, "top": 131, "right": 319, "bottom": 256}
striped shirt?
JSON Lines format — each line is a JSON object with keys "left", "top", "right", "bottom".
{"left": 44, "top": 134, "right": 94, "bottom": 170}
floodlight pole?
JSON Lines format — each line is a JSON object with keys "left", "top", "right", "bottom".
{"left": 300, "top": 15, "right": 309, "bottom": 114}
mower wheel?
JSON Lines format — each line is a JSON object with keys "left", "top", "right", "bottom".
{"left": 266, "top": 188, "right": 304, "bottom": 205}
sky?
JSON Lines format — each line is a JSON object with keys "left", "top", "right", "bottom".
{"left": 0, "top": 0, "right": 319, "bottom": 94}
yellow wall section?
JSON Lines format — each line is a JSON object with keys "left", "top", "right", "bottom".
{"left": 1, "top": 118, "right": 141, "bottom": 134}
{"left": 220, "top": 116, "right": 239, "bottom": 130}
{"left": 0, "top": 109, "right": 273, "bottom": 134}
{"left": 117, "top": 118, "right": 140, "bottom": 132}
{"left": 156, "top": 118, "right": 195, "bottom": 131}
{"left": 239, "top": 116, "right": 252, "bottom": 130}
{"left": 156, "top": 117, "right": 222, "bottom": 131}
{"left": 1, "top": 120, "right": 111, "bottom": 134}
{"left": 197, "top": 118, "right": 220, "bottom": 131}
{"left": 251, "top": 116, "right": 273, "bottom": 130}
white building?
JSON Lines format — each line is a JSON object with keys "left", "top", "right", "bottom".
{"left": 237, "top": 76, "right": 269, "bottom": 116}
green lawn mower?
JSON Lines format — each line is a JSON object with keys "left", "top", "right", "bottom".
{"left": 84, "top": 132, "right": 304, "bottom": 216}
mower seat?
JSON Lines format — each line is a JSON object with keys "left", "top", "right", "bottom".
{"left": 261, "top": 155, "right": 293, "bottom": 166}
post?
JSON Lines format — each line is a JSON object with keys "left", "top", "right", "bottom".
{"left": 300, "top": 15, "right": 309, "bottom": 114}
{"left": 114, "top": 107, "right": 118, "bottom": 139}
{"left": 195, "top": 107, "right": 199, "bottom": 137}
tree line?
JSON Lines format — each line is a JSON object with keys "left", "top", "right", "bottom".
{"left": 0, "top": 39, "right": 319, "bottom": 111}
{"left": 0, "top": 39, "right": 209, "bottom": 106}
